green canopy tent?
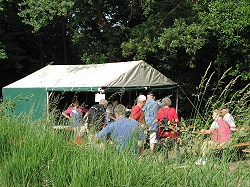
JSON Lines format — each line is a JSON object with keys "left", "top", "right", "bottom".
{"left": 2, "top": 60, "right": 177, "bottom": 119}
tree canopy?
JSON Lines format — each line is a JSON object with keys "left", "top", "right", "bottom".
{"left": 0, "top": 0, "right": 249, "bottom": 116}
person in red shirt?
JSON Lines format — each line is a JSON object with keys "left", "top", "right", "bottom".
{"left": 130, "top": 94, "right": 147, "bottom": 155}
{"left": 130, "top": 95, "right": 147, "bottom": 127}
{"left": 156, "top": 97, "right": 179, "bottom": 139}
{"left": 62, "top": 98, "right": 88, "bottom": 144}
{"left": 62, "top": 98, "right": 88, "bottom": 126}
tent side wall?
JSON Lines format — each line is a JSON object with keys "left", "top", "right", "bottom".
{"left": 2, "top": 88, "right": 47, "bottom": 119}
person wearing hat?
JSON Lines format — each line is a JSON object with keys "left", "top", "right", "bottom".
{"left": 130, "top": 94, "right": 147, "bottom": 126}
{"left": 129, "top": 95, "right": 147, "bottom": 155}
{"left": 142, "top": 91, "right": 161, "bottom": 151}
{"left": 221, "top": 106, "right": 236, "bottom": 131}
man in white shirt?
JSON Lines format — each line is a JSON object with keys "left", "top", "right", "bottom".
{"left": 221, "top": 106, "right": 236, "bottom": 131}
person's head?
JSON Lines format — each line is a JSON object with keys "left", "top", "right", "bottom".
{"left": 114, "top": 104, "right": 126, "bottom": 117}
{"left": 147, "top": 91, "right": 155, "bottom": 99}
{"left": 221, "top": 105, "right": 229, "bottom": 117}
{"left": 99, "top": 99, "right": 108, "bottom": 107}
{"left": 137, "top": 95, "right": 146, "bottom": 105}
{"left": 162, "top": 97, "right": 172, "bottom": 107}
{"left": 111, "top": 99, "right": 119, "bottom": 107}
{"left": 72, "top": 98, "right": 79, "bottom": 107}
{"left": 212, "top": 109, "right": 221, "bottom": 120}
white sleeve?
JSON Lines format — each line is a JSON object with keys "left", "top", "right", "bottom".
{"left": 224, "top": 113, "right": 236, "bottom": 127}
{"left": 211, "top": 121, "right": 219, "bottom": 129}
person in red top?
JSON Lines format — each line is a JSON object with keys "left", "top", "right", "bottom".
{"left": 130, "top": 94, "right": 147, "bottom": 155}
{"left": 130, "top": 95, "right": 147, "bottom": 126}
{"left": 62, "top": 98, "right": 88, "bottom": 144}
{"left": 62, "top": 98, "right": 88, "bottom": 126}
{"left": 195, "top": 109, "right": 231, "bottom": 165}
{"left": 156, "top": 97, "right": 179, "bottom": 139}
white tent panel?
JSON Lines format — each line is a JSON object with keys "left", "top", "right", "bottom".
{"left": 4, "top": 60, "right": 176, "bottom": 89}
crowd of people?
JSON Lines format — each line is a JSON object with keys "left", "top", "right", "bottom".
{"left": 61, "top": 93, "right": 236, "bottom": 163}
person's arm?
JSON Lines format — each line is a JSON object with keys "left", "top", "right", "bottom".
{"left": 155, "top": 109, "right": 160, "bottom": 123}
{"left": 98, "top": 124, "right": 113, "bottom": 139}
{"left": 225, "top": 114, "right": 236, "bottom": 128}
{"left": 201, "top": 128, "right": 215, "bottom": 134}
{"left": 171, "top": 108, "right": 179, "bottom": 123}
{"left": 130, "top": 106, "right": 140, "bottom": 120}
{"left": 62, "top": 108, "right": 71, "bottom": 119}
{"left": 131, "top": 120, "right": 146, "bottom": 140}
{"left": 82, "top": 112, "right": 88, "bottom": 121}
{"left": 200, "top": 121, "right": 218, "bottom": 134}
{"left": 86, "top": 107, "right": 94, "bottom": 124}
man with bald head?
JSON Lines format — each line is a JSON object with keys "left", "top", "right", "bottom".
{"left": 130, "top": 94, "right": 147, "bottom": 126}
{"left": 221, "top": 106, "right": 236, "bottom": 131}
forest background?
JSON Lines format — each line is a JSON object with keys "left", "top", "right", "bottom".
{"left": 0, "top": 0, "right": 249, "bottom": 118}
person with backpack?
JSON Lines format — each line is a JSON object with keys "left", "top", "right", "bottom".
{"left": 85, "top": 99, "right": 108, "bottom": 132}
{"left": 156, "top": 97, "right": 179, "bottom": 139}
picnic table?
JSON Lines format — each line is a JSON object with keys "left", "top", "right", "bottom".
{"left": 53, "top": 125, "right": 75, "bottom": 131}
{"left": 192, "top": 131, "right": 209, "bottom": 135}
{"left": 242, "top": 149, "right": 250, "bottom": 154}
{"left": 233, "top": 126, "right": 250, "bottom": 131}
{"left": 53, "top": 125, "right": 86, "bottom": 145}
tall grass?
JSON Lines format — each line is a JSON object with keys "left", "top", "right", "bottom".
{"left": 0, "top": 110, "right": 249, "bottom": 186}
{"left": 189, "top": 64, "right": 250, "bottom": 129}
{"left": 0, "top": 68, "right": 249, "bottom": 186}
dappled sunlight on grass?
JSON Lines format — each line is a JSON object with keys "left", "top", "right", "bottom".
{"left": 0, "top": 115, "right": 249, "bottom": 186}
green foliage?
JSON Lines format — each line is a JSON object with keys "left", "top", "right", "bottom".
{"left": 0, "top": 48, "right": 7, "bottom": 59}
{"left": 0, "top": 111, "right": 249, "bottom": 186}
{"left": 0, "top": 0, "right": 249, "bottom": 120}
{"left": 18, "top": 0, "right": 74, "bottom": 32}
{"left": 0, "top": 1, "right": 7, "bottom": 59}
{"left": 190, "top": 64, "right": 250, "bottom": 129}
{"left": 138, "top": 0, "right": 155, "bottom": 16}
{"left": 159, "top": 19, "right": 207, "bottom": 56}
{"left": 0, "top": 0, "right": 4, "bottom": 11}
{"left": 121, "top": 0, "right": 250, "bottom": 80}
{"left": 200, "top": 0, "right": 249, "bottom": 48}
{"left": 81, "top": 53, "right": 108, "bottom": 64}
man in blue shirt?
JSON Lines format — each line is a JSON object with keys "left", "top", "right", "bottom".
{"left": 143, "top": 91, "right": 160, "bottom": 151}
{"left": 98, "top": 104, "right": 145, "bottom": 153}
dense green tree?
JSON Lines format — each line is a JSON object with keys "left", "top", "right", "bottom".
{"left": 0, "top": 0, "right": 39, "bottom": 71}
{"left": 122, "top": 0, "right": 250, "bottom": 80}
{"left": 18, "top": 0, "right": 146, "bottom": 64}
{"left": 0, "top": 0, "right": 7, "bottom": 59}
{"left": 1, "top": 0, "right": 249, "bottom": 117}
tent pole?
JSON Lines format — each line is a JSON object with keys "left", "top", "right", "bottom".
{"left": 128, "top": 91, "right": 131, "bottom": 107}
{"left": 46, "top": 91, "right": 49, "bottom": 120}
{"left": 176, "top": 87, "right": 179, "bottom": 114}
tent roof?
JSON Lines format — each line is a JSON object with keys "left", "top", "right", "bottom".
{"left": 4, "top": 60, "right": 177, "bottom": 92}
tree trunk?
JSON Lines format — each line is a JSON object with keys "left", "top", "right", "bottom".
{"left": 38, "top": 34, "right": 44, "bottom": 67}
{"left": 62, "top": 21, "right": 68, "bottom": 65}
{"left": 91, "top": 0, "right": 109, "bottom": 28}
